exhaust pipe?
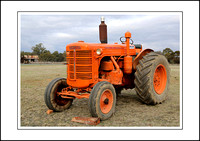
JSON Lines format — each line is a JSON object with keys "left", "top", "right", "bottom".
{"left": 99, "top": 16, "right": 107, "bottom": 43}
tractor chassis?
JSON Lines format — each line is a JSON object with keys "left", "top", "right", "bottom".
{"left": 57, "top": 87, "right": 91, "bottom": 99}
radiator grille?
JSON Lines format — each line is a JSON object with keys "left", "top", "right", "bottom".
{"left": 76, "top": 66, "right": 92, "bottom": 72}
{"left": 76, "top": 73, "right": 92, "bottom": 79}
{"left": 67, "top": 58, "right": 74, "bottom": 64}
{"left": 68, "top": 51, "right": 74, "bottom": 57}
{"left": 67, "top": 50, "right": 92, "bottom": 80}
{"left": 69, "top": 73, "right": 74, "bottom": 79}
{"left": 76, "top": 58, "right": 92, "bottom": 64}
{"left": 76, "top": 50, "right": 92, "bottom": 57}
{"left": 69, "top": 65, "right": 74, "bottom": 72}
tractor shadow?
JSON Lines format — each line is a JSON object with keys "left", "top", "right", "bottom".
{"left": 116, "top": 88, "right": 143, "bottom": 105}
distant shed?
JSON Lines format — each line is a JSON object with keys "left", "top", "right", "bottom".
{"left": 21, "top": 55, "right": 39, "bottom": 64}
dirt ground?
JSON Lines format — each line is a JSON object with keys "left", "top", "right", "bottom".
{"left": 20, "top": 64, "right": 180, "bottom": 127}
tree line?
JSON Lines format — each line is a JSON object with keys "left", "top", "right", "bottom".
{"left": 155, "top": 48, "right": 180, "bottom": 64}
{"left": 21, "top": 43, "right": 66, "bottom": 62}
{"left": 21, "top": 43, "right": 180, "bottom": 64}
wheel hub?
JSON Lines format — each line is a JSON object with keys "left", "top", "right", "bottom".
{"left": 104, "top": 98, "right": 109, "bottom": 104}
{"left": 100, "top": 89, "right": 113, "bottom": 114}
{"left": 153, "top": 64, "right": 167, "bottom": 95}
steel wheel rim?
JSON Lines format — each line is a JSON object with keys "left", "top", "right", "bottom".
{"left": 54, "top": 84, "right": 71, "bottom": 106}
{"left": 100, "top": 89, "right": 113, "bottom": 114}
{"left": 153, "top": 64, "right": 167, "bottom": 95}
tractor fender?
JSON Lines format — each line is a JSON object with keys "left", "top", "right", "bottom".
{"left": 132, "top": 49, "right": 154, "bottom": 70}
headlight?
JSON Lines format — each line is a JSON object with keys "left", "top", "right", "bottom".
{"left": 96, "top": 49, "right": 102, "bottom": 55}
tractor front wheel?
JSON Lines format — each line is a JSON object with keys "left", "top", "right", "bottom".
{"left": 134, "top": 52, "right": 170, "bottom": 105}
{"left": 44, "top": 78, "right": 73, "bottom": 112}
{"left": 88, "top": 81, "right": 116, "bottom": 120}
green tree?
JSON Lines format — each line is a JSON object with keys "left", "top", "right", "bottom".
{"left": 39, "top": 50, "right": 53, "bottom": 61}
{"left": 21, "top": 51, "right": 25, "bottom": 58}
{"left": 21, "top": 51, "right": 33, "bottom": 57}
{"left": 29, "top": 43, "right": 66, "bottom": 62}
{"left": 51, "top": 51, "right": 64, "bottom": 62}
{"left": 31, "top": 43, "right": 46, "bottom": 56}
{"left": 63, "top": 51, "right": 66, "bottom": 61}
{"left": 58, "top": 53, "right": 64, "bottom": 62}
{"left": 52, "top": 51, "right": 59, "bottom": 62}
{"left": 163, "top": 48, "right": 174, "bottom": 63}
{"left": 173, "top": 51, "right": 180, "bottom": 64}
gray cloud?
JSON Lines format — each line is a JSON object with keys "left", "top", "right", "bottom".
{"left": 20, "top": 14, "right": 180, "bottom": 53}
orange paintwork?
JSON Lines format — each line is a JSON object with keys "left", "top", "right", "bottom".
{"left": 125, "top": 31, "right": 131, "bottom": 38}
{"left": 110, "top": 56, "right": 120, "bottom": 70}
{"left": 118, "top": 60, "right": 123, "bottom": 68}
{"left": 46, "top": 109, "right": 53, "bottom": 114}
{"left": 99, "top": 56, "right": 123, "bottom": 85}
{"left": 124, "top": 56, "right": 133, "bottom": 74}
{"left": 125, "top": 31, "right": 131, "bottom": 56}
{"left": 63, "top": 32, "right": 145, "bottom": 99}
{"left": 100, "top": 89, "right": 113, "bottom": 114}
{"left": 153, "top": 64, "right": 167, "bottom": 94}
{"left": 99, "top": 70, "right": 123, "bottom": 85}
{"left": 57, "top": 87, "right": 90, "bottom": 99}
{"left": 66, "top": 41, "right": 141, "bottom": 89}
{"left": 100, "top": 60, "right": 114, "bottom": 71}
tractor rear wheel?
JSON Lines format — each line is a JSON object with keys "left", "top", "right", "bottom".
{"left": 44, "top": 78, "right": 73, "bottom": 112}
{"left": 134, "top": 52, "right": 170, "bottom": 105}
{"left": 88, "top": 81, "right": 116, "bottom": 120}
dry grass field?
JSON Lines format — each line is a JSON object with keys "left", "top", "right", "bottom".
{"left": 20, "top": 64, "right": 180, "bottom": 127}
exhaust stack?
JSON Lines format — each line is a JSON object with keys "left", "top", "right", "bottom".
{"left": 99, "top": 16, "right": 107, "bottom": 43}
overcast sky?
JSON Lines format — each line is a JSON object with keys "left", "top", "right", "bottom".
{"left": 20, "top": 13, "right": 180, "bottom": 53}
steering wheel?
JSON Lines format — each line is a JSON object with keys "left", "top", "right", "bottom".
{"left": 120, "top": 36, "right": 126, "bottom": 44}
{"left": 130, "top": 39, "right": 134, "bottom": 45}
{"left": 120, "top": 36, "right": 134, "bottom": 45}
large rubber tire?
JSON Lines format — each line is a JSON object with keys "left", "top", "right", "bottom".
{"left": 44, "top": 78, "right": 73, "bottom": 112}
{"left": 134, "top": 52, "right": 170, "bottom": 105}
{"left": 88, "top": 81, "right": 116, "bottom": 120}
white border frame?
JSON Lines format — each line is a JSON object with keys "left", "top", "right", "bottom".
{"left": 2, "top": 1, "right": 199, "bottom": 140}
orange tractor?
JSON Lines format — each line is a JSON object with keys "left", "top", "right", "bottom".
{"left": 44, "top": 17, "right": 170, "bottom": 120}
